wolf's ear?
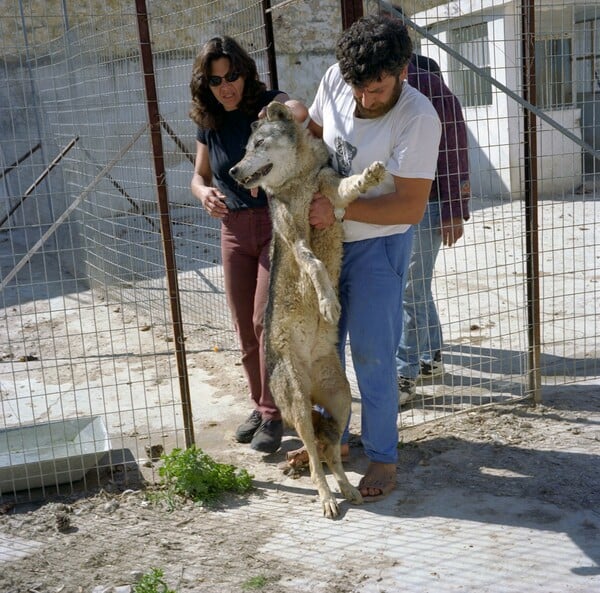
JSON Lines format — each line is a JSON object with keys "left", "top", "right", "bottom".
{"left": 250, "top": 120, "right": 261, "bottom": 131}
{"left": 266, "top": 101, "right": 293, "bottom": 122}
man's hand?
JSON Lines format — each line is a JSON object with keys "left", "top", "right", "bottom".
{"left": 440, "top": 216, "right": 464, "bottom": 247}
{"left": 309, "top": 193, "right": 335, "bottom": 229}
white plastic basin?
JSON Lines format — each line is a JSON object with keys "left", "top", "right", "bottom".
{"left": 0, "top": 416, "right": 111, "bottom": 493}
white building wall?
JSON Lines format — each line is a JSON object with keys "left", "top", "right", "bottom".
{"left": 503, "top": 3, "right": 524, "bottom": 197}
{"left": 420, "top": 15, "right": 514, "bottom": 199}
{"left": 415, "top": 0, "right": 586, "bottom": 198}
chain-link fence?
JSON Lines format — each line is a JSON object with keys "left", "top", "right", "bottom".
{"left": 1, "top": 0, "right": 599, "bottom": 504}
{"left": 1, "top": 0, "right": 277, "bottom": 502}
{"left": 365, "top": 0, "right": 600, "bottom": 428}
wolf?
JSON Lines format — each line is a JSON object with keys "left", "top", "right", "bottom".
{"left": 230, "top": 101, "right": 385, "bottom": 518}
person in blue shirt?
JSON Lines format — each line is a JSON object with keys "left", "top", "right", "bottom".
{"left": 396, "top": 58, "right": 471, "bottom": 403}
{"left": 379, "top": 3, "right": 472, "bottom": 403}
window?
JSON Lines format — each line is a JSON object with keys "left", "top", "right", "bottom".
{"left": 574, "top": 18, "right": 600, "bottom": 97}
{"left": 451, "top": 22, "right": 493, "bottom": 107}
{"left": 535, "top": 37, "right": 573, "bottom": 108}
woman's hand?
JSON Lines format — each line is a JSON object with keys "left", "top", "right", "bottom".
{"left": 191, "top": 141, "right": 228, "bottom": 218}
{"left": 198, "top": 186, "right": 228, "bottom": 218}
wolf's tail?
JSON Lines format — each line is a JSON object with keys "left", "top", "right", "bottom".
{"left": 312, "top": 409, "right": 342, "bottom": 446}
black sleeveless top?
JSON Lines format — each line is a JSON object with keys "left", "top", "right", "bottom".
{"left": 196, "top": 90, "right": 281, "bottom": 210}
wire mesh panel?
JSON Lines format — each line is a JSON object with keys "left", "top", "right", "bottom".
{"left": 1, "top": 0, "right": 599, "bottom": 505}
{"left": 0, "top": 0, "right": 273, "bottom": 502}
{"left": 363, "top": 0, "right": 600, "bottom": 429}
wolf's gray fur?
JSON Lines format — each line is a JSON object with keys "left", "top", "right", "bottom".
{"left": 230, "top": 102, "right": 385, "bottom": 518}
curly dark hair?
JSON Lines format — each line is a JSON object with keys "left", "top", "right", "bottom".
{"left": 189, "top": 36, "right": 267, "bottom": 130}
{"left": 335, "top": 15, "right": 412, "bottom": 87}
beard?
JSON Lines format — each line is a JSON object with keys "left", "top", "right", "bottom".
{"left": 354, "top": 77, "right": 403, "bottom": 119}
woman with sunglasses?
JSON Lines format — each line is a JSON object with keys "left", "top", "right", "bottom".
{"left": 189, "top": 36, "right": 294, "bottom": 454}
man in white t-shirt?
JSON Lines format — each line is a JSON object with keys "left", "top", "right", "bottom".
{"left": 306, "top": 15, "right": 441, "bottom": 501}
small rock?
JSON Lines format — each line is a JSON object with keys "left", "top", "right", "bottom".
{"left": 91, "top": 585, "right": 132, "bottom": 593}
{"left": 104, "top": 500, "right": 120, "bottom": 514}
{"left": 55, "top": 512, "right": 72, "bottom": 532}
{"left": 491, "top": 434, "right": 508, "bottom": 445}
{"left": 130, "top": 570, "right": 144, "bottom": 583}
{"left": 145, "top": 444, "right": 164, "bottom": 461}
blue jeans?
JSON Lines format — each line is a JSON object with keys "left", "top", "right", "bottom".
{"left": 395, "top": 201, "right": 443, "bottom": 380}
{"left": 338, "top": 231, "right": 414, "bottom": 464}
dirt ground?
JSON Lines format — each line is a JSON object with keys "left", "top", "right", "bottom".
{"left": 1, "top": 193, "right": 600, "bottom": 592}
{"left": 1, "top": 356, "right": 599, "bottom": 592}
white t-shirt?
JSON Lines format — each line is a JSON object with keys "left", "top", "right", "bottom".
{"left": 309, "top": 63, "right": 442, "bottom": 242}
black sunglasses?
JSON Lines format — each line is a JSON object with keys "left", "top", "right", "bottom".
{"left": 208, "top": 71, "right": 241, "bottom": 87}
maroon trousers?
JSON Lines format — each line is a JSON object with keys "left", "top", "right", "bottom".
{"left": 220, "top": 207, "right": 280, "bottom": 420}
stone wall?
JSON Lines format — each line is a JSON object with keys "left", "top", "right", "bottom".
{"left": 1, "top": 0, "right": 342, "bottom": 102}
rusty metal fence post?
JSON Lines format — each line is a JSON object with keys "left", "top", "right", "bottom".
{"left": 135, "top": 0, "right": 195, "bottom": 447}
{"left": 521, "top": 0, "right": 542, "bottom": 404}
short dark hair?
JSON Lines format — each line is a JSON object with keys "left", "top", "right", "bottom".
{"left": 189, "top": 35, "right": 266, "bottom": 129}
{"left": 383, "top": 3, "right": 404, "bottom": 18}
{"left": 335, "top": 15, "right": 412, "bottom": 87}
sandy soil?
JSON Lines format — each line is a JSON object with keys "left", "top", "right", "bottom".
{"left": 1, "top": 352, "right": 599, "bottom": 592}
{"left": 1, "top": 194, "right": 600, "bottom": 592}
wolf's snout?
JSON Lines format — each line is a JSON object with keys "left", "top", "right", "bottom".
{"left": 229, "top": 163, "right": 273, "bottom": 188}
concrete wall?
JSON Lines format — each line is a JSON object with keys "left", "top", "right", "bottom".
{"left": 0, "top": 0, "right": 341, "bottom": 100}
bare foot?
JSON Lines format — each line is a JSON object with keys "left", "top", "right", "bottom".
{"left": 358, "top": 462, "right": 397, "bottom": 502}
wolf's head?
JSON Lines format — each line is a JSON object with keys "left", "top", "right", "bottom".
{"left": 230, "top": 102, "right": 314, "bottom": 192}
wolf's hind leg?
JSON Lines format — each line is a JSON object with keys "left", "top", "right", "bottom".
{"left": 320, "top": 441, "right": 362, "bottom": 504}
{"left": 272, "top": 361, "right": 341, "bottom": 518}
{"left": 294, "top": 415, "right": 342, "bottom": 518}
{"left": 312, "top": 355, "right": 363, "bottom": 505}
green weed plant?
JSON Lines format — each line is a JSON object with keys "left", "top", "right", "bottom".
{"left": 134, "top": 568, "right": 176, "bottom": 593}
{"left": 242, "top": 575, "right": 270, "bottom": 590}
{"left": 157, "top": 445, "right": 253, "bottom": 506}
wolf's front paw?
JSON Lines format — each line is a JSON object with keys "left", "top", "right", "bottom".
{"left": 359, "top": 161, "right": 386, "bottom": 191}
